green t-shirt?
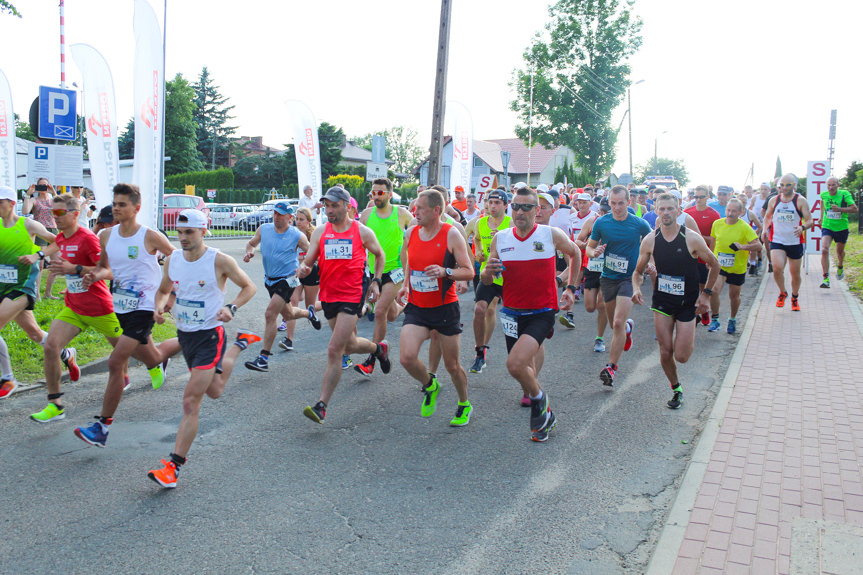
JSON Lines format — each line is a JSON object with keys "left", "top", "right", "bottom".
{"left": 820, "top": 189, "right": 855, "bottom": 232}
{"left": 0, "top": 216, "right": 40, "bottom": 297}
{"left": 477, "top": 215, "right": 512, "bottom": 286}
{"left": 711, "top": 218, "right": 758, "bottom": 275}
{"left": 366, "top": 206, "right": 403, "bottom": 273}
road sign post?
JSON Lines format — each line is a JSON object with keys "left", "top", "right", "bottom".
{"left": 38, "top": 85, "right": 78, "bottom": 141}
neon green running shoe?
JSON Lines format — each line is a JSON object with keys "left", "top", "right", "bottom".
{"left": 421, "top": 378, "right": 440, "bottom": 417}
{"left": 149, "top": 364, "right": 165, "bottom": 390}
{"left": 449, "top": 401, "right": 472, "bottom": 427}
{"left": 30, "top": 403, "right": 65, "bottom": 423}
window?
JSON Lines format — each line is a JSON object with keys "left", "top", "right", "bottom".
{"left": 164, "top": 196, "right": 180, "bottom": 208}
{"left": 473, "top": 157, "right": 484, "bottom": 168}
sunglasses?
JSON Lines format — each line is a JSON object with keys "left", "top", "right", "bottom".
{"left": 780, "top": 183, "right": 794, "bottom": 188}
{"left": 511, "top": 203, "right": 537, "bottom": 212}
{"left": 371, "top": 190, "right": 388, "bottom": 197}
{"left": 52, "top": 209, "right": 79, "bottom": 216}
{"left": 694, "top": 195, "right": 707, "bottom": 199}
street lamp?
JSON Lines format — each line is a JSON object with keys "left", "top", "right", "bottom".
{"left": 627, "top": 79, "right": 644, "bottom": 177}
{"left": 654, "top": 130, "right": 668, "bottom": 175}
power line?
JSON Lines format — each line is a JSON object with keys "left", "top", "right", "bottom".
{"left": 557, "top": 78, "right": 608, "bottom": 121}
{"left": 578, "top": 65, "right": 625, "bottom": 96}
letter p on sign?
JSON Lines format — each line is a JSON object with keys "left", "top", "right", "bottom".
{"left": 48, "top": 93, "right": 69, "bottom": 123}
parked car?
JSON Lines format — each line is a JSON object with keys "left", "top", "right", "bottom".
{"left": 236, "top": 199, "right": 297, "bottom": 231}
{"left": 162, "top": 194, "right": 212, "bottom": 230}
{"left": 210, "top": 204, "right": 254, "bottom": 228}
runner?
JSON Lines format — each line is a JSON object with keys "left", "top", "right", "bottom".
{"left": 22, "top": 178, "right": 59, "bottom": 300}
{"left": 481, "top": 186, "right": 579, "bottom": 441}
{"left": 397, "top": 189, "right": 475, "bottom": 426}
{"left": 749, "top": 183, "right": 772, "bottom": 274}
{"left": 288, "top": 207, "right": 323, "bottom": 346}
{"left": 241, "top": 201, "right": 320, "bottom": 372}
{"left": 0, "top": 186, "right": 78, "bottom": 399}
{"left": 559, "top": 192, "right": 595, "bottom": 328}
{"left": 298, "top": 187, "right": 390, "bottom": 424}
{"left": 707, "top": 198, "right": 761, "bottom": 334}
{"left": 354, "top": 178, "right": 412, "bottom": 377}
{"left": 763, "top": 174, "right": 814, "bottom": 311}
{"left": 575, "top": 197, "right": 610, "bottom": 352}
{"left": 818, "top": 176, "right": 857, "bottom": 288}
{"left": 146, "top": 209, "right": 259, "bottom": 488}
{"left": 464, "top": 189, "right": 511, "bottom": 373}
{"left": 463, "top": 193, "right": 481, "bottom": 222}
{"left": 632, "top": 193, "right": 719, "bottom": 409}
{"left": 708, "top": 185, "right": 733, "bottom": 217}
{"left": 586, "top": 185, "right": 653, "bottom": 387}
{"left": 683, "top": 185, "right": 721, "bottom": 326}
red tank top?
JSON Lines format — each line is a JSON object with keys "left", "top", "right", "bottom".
{"left": 407, "top": 223, "right": 458, "bottom": 308}
{"left": 318, "top": 220, "right": 367, "bottom": 303}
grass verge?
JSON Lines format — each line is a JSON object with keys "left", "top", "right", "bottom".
{"left": 5, "top": 276, "right": 177, "bottom": 384}
{"left": 843, "top": 230, "right": 863, "bottom": 301}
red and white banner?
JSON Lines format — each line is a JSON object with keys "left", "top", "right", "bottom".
{"left": 805, "top": 160, "right": 830, "bottom": 254}
{"left": 71, "top": 44, "right": 119, "bottom": 210}
{"left": 131, "top": 0, "right": 164, "bottom": 230}
{"left": 0, "top": 69, "right": 15, "bottom": 189}
{"left": 285, "top": 100, "right": 321, "bottom": 202}
{"left": 447, "top": 101, "right": 473, "bottom": 196}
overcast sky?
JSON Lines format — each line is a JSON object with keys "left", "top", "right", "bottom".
{"left": 2, "top": 0, "right": 860, "bottom": 188}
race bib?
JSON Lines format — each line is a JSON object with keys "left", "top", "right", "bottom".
{"left": 409, "top": 270, "right": 438, "bottom": 293}
{"left": 324, "top": 239, "right": 353, "bottom": 260}
{"left": 657, "top": 274, "right": 685, "bottom": 296}
{"left": 65, "top": 274, "right": 87, "bottom": 294}
{"left": 825, "top": 210, "right": 841, "bottom": 220}
{"left": 287, "top": 276, "right": 301, "bottom": 288}
{"left": 587, "top": 257, "right": 604, "bottom": 273}
{"left": 388, "top": 267, "right": 404, "bottom": 284}
{"left": 605, "top": 254, "right": 629, "bottom": 274}
{"left": 500, "top": 312, "right": 518, "bottom": 339}
{"left": 718, "top": 252, "right": 736, "bottom": 268}
{"left": 112, "top": 288, "right": 141, "bottom": 312}
{"left": 775, "top": 212, "right": 795, "bottom": 223}
{"left": 175, "top": 298, "right": 206, "bottom": 326}
{"left": 0, "top": 264, "right": 18, "bottom": 284}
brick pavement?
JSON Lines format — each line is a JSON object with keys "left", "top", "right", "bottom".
{"left": 650, "top": 257, "right": 863, "bottom": 574}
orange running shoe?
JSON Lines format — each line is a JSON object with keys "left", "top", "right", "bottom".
{"left": 791, "top": 296, "right": 800, "bottom": 311}
{"left": 0, "top": 379, "right": 18, "bottom": 399}
{"left": 147, "top": 459, "right": 179, "bottom": 488}
{"left": 234, "top": 329, "right": 262, "bottom": 350}
{"left": 776, "top": 292, "right": 787, "bottom": 308}
{"left": 62, "top": 347, "right": 80, "bottom": 382}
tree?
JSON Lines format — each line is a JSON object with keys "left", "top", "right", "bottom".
{"left": 118, "top": 117, "right": 134, "bottom": 160}
{"left": 634, "top": 157, "right": 689, "bottom": 186}
{"left": 165, "top": 73, "right": 204, "bottom": 175}
{"left": 14, "top": 113, "right": 35, "bottom": 141}
{"left": 351, "top": 126, "right": 425, "bottom": 177}
{"left": 510, "top": 0, "right": 642, "bottom": 181}
{"left": 1, "top": 1, "right": 21, "bottom": 17}
{"left": 841, "top": 161, "right": 863, "bottom": 190}
{"left": 192, "top": 67, "right": 237, "bottom": 169}
{"left": 232, "top": 154, "right": 288, "bottom": 189}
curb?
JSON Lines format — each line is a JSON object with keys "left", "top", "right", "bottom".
{"left": 646, "top": 268, "right": 769, "bottom": 574}
{"left": 11, "top": 356, "right": 111, "bottom": 396}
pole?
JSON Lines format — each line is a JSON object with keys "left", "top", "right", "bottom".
{"left": 627, "top": 88, "right": 633, "bottom": 176}
{"left": 59, "top": 1, "right": 66, "bottom": 88}
{"left": 654, "top": 138, "right": 658, "bottom": 175}
{"left": 427, "top": 0, "right": 452, "bottom": 187}
{"left": 527, "top": 66, "right": 534, "bottom": 186}
{"left": 158, "top": 0, "right": 167, "bottom": 230}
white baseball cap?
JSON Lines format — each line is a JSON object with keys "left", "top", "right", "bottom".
{"left": 513, "top": 181, "right": 527, "bottom": 189}
{"left": 177, "top": 209, "right": 210, "bottom": 233}
{"left": 0, "top": 185, "right": 16, "bottom": 202}
{"left": 537, "top": 192, "right": 554, "bottom": 206}
{"left": 576, "top": 193, "right": 592, "bottom": 202}
{"left": 536, "top": 183, "right": 550, "bottom": 193}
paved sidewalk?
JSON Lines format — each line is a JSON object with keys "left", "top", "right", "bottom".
{"left": 649, "top": 256, "right": 863, "bottom": 574}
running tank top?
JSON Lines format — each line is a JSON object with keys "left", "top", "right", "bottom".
{"left": 498, "top": 224, "right": 558, "bottom": 311}
{"left": 106, "top": 225, "right": 162, "bottom": 313}
{"left": 652, "top": 226, "right": 700, "bottom": 303}
{"left": 407, "top": 224, "right": 457, "bottom": 308}
{"left": 260, "top": 223, "right": 301, "bottom": 284}
{"left": 477, "top": 215, "right": 511, "bottom": 286}
{"left": 0, "top": 216, "right": 39, "bottom": 297}
{"left": 366, "top": 206, "right": 403, "bottom": 273}
{"left": 318, "top": 220, "right": 366, "bottom": 303}
{"left": 752, "top": 196, "right": 767, "bottom": 216}
{"left": 569, "top": 210, "right": 595, "bottom": 240}
{"left": 169, "top": 247, "right": 224, "bottom": 332}
{"left": 770, "top": 194, "right": 802, "bottom": 245}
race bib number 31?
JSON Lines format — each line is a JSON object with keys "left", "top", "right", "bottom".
{"left": 0, "top": 264, "right": 18, "bottom": 284}
{"left": 657, "top": 274, "right": 685, "bottom": 296}
{"left": 324, "top": 239, "right": 353, "bottom": 260}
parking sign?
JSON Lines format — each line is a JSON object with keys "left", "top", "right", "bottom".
{"left": 38, "top": 85, "right": 77, "bottom": 141}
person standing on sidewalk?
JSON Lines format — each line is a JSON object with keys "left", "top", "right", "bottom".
{"left": 73, "top": 184, "right": 181, "bottom": 447}
{"left": 763, "top": 173, "right": 814, "bottom": 311}
{"left": 298, "top": 187, "right": 390, "bottom": 424}
{"left": 632, "top": 193, "right": 719, "bottom": 410}
{"left": 146, "top": 209, "right": 260, "bottom": 488}
{"left": 819, "top": 176, "right": 857, "bottom": 288}
{"left": 242, "top": 201, "right": 321, "bottom": 372}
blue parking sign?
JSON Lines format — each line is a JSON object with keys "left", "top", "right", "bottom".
{"left": 38, "top": 86, "right": 77, "bottom": 141}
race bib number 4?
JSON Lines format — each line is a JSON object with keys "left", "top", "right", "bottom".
{"left": 500, "top": 313, "right": 518, "bottom": 339}
{"left": 718, "top": 252, "right": 736, "bottom": 268}
{"left": 112, "top": 288, "right": 141, "bottom": 312}
{"left": 587, "top": 257, "right": 604, "bottom": 273}
{"left": 176, "top": 298, "right": 206, "bottom": 326}
{"left": 388, "top": 267, "right": 404, "bottom": 285}
{"left": 65, "top": 274, "right": 87, "bottom": 294}
{"left": 324, "top": 239, "right": 353, "bottom": 260}
{"left": 605, "top": 254, "right": 629, "bottom": 274}
{"left": 0, "top": 264, "right": 18, "bottom": 284}
{"left": 409, "top": 270, "right": 438, "bottom": 293}
{"left": 657, "top": 274, "right": 685, "bottom": 296}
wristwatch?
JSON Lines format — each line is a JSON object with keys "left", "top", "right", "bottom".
{"left": 445, "top": 268, "right": 453, "bottom": 277}
{"left": 75, "top": 264, "right": 83, "bottom": 275}
{"left": 225, "top": 304, "right": 237, "bottom": 315}
{"left": 371, "top": 277, "right": 383, "bottom": 287}
{"left": 37, "top": 250, "right": 45, "bottom": 260}
{"left": 703, "top": 288, "right": 713, "bottom": 296}
{"left": 566, "top": 284, "right": 578, "bottom": 293}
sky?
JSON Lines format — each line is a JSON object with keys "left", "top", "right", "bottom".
{"left": 2, "top": 0, "right": 861, "bottom": 188}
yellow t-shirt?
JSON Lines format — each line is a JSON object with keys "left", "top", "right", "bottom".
{"left": 711, "top": 218, "right": 758, "bottom": 274}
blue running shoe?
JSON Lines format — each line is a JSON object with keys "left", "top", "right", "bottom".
{"left": 342, "top": 355, "right": 353, "bottom": 370}
{"left": 707, "top": 318, "right": 721, "bottom": 332}
{"left": 74, "top": 420, "right": 108, "bottom": 448}
{"left": 726, "top": 318, "right": 737, "bottom": 335}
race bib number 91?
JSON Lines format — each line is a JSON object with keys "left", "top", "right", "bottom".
{"left": 605, "top": 254, "right": 629, "bottom": 274}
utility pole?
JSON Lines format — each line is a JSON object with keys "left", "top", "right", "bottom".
{"left": 627, "top": 88, "right": 633, "bottom": 177}
{"left": 427, "top": 0, "right": 452, "bottom": 187}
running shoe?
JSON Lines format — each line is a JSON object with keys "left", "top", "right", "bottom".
{"left": 776, "top": 292, "right": 787, "bottom": 308}
{"left": 521, "top": 394, "right": 531, "bottom": 407}
{"left": 791, "top": 296, "right": 800, "bottom": 312}
{"left": 162, "top": 357, "right": 171, "bottom": 381}
{"left": 235, "top": 330, "right": 262, "bottom": 350}
{"left": 421, "top": 378, "right": 440, "bottom": 417}
{"left": 278, "top": 337, "right": 294, "bottom": 351}
{"left": 366, "top": 301, "right": 376, "bottom": 322}
{"left": 354, "top": 354, "right": 375, "bottom": 377}
{"left": 74, "top": 420, "right": 108, "bottom": 447}
{"left": 277, "top": 320, "right": 288, "bottom": 331}
{"left": 307, "top": 305, "right": 322, "bottom": 330}
{"left": 624, "top": 319, "right": 634, "bottom": 351}
{"left": 667, "top": 388, "right": 683, "bottom": 410}
{"left": 244, "top": 355, "right": 269, "bottom": 372}
{"left": 449, "top": 401, "right": 473, "bottom": 427}
{"left": 700, "top": 312, "right": 710, "bottom": 326}
{"left": 149, "top": 363, "right": 165, "bottom": 390}
{"left": 303, "top": 401, "right": 326, "bottom": 424}
{"left": 820, "top": 277, "right": 831, "bottom": 289}
{"left": 529, "top": 393, "right": 552, "bottom": 432}
{"left": 469, "top": 355, "right": 486, "bottom": 374}
{"left": 748, "top": 263, "right": 756, "bottom": 276}
{"left": 123, "top": 375, "right": 131, "bottom": 391}
{"left": 342, "top": 355, "right": 353, "bottom": 370}
{"left": 558, "top": 313, "right": 576, "bottom": 329}
{"left": 600, "top": 365, "right": 615, "bottom": 387}
{"left": 768, "top": 262, "right": 773, "bottom": 273}
{"left": 594, "top": 338, "right": 606, "bottom": 353}
{"left": 707, "top": 318, "right": 721, "bottom": 332}
{"left": 0, "top": 379, "right": 18, "bottom": 399}
{"left": 726, "top": 318, "right": 737, "bottom": 335}
{"left": 531, "top": 411, "right": 557, "bottom": 442}
{"left": 147, "top": 459, "right": 179, "bottom": 488}
{"left": 30, "top": 403, "right": 65, "bottom": 423}
{"left": 62, "top": 347, "right": 79, "bottom": 382}
{"left": 837, "top": 267, "right": 844, "bottom": 280}
{"left": 376, "top": 340, "right": 392, "bottom": 374}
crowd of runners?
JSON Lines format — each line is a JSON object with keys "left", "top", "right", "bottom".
{"left": 0, "top": 173, "right": 855, "bottom": 487}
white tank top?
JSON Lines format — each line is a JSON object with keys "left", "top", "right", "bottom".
{"left": 569, "top": 210, "right": 596, "bottom": 239}
{"left": 771, "top": 195, "right": 802, "bottom": 246}
{"left": 106, "top": 225, "right": 162, "bottom": 313}
{"left": 752, "top": 196, "right": 767, "bottom": 215}
{"left": 168, "top": 247, "right": 224, "bottom": 332}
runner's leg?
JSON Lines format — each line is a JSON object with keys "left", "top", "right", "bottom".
{"left": 771, "top": 249, "right": 788, "bottom": 294}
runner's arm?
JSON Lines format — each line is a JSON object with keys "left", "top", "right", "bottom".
{"left": 216, "top": 252, "right": 257, "bottom": 322}
{"left": 297, "top": 233, "right": 310, "bottom": 254}
{"left": 23, "top": 217, "right": 56, "bottom": 244}
{"left": 297, "top": 225, "right": 323, "bottom": 277}
{"left": 551, "top": 227, "right": 580, "bottom": 288}
{"left": 360, "top": 224, "right": 386, "bottom": 281}
{"left": 479, "top": 235, "right": 501, "bottom": 286}
{"left": 445, "top": 226, "right": 475, "bottom": 282}
{"left": 146, "top": 228, "right": 176, "bottom": 258}
{"left": 797, "top": 198, "right": 814, "bottom": 235}
{"left": 631, "top": 234, "right": 654, "bottom": 305}
{"left": 83, "top": 227, "right": 114, "bottom": 287}
{"left": 396, "top": 227, "right": 413, "bottom": 304}
{"left": 154, "top": 256, "right": 175, "bottom": 318}
{"left": 243, "top": 227, "right": 262, "bottom": 262}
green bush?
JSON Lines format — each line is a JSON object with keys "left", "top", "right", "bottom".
{"left": 165, "top": 168, "right": 234, "bottom": 190}
{"left": 397, "top": 182, "right": 419, "bottom": 200}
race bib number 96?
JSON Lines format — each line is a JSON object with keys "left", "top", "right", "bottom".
{"left": 657, "top": 274, "right": 685, "bottom": 296}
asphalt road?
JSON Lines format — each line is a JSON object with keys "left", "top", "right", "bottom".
{"left": 0, "top": 237, "right": 761, "bottom": 574}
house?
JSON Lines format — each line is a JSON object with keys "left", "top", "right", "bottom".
{"left": 227, "top": 136, "right": 284, "bottom": 168}
{"left": 338, "top": 140, "right": 394, "bottom": 170}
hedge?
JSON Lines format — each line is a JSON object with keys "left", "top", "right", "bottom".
{"left": 165, "top": 168, "right": 235, "bottom": 190}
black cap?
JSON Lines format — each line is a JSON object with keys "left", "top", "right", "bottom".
{"left": 97, "top": 205, "right": 113, "bottom": 224}
{"left": 487, "top": 189, "right": 508, "bottom": 203}
{"left": 599, "top": 197, "right": 611, "bottom": 211}
{"left": 322, "top": 186, "right": 351, "bottom": 204}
